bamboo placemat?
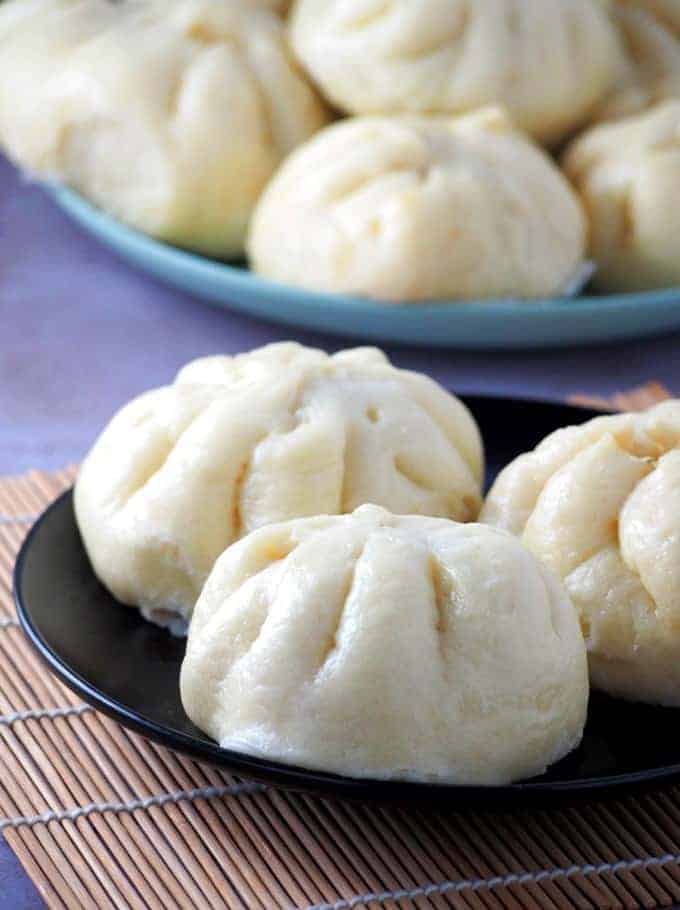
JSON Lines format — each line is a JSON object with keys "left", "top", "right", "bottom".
{"left": 2, "top": 385, "right": 680, "bottom": 910}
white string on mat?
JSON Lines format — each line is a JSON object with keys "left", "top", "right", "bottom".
{"left": 0, "top": 617, "right": 19, "bottom": 630}
{"left": 0, "top": 781, "right": 267, "bottom": 831}
{"left": 304, "top": 852, "right": 680, "bottom": 910}
{"left": 0, "top": 513, "right": 39, "bottom": 526}
{"left": 0, "top": 704, "right": 92, "bottom": 727}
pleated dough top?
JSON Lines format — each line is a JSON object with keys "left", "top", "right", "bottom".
{"left": 75, "top": 343, "right": 483, "bottom": 629}
{"left": 290, "top": 0, "right": 623, "bottom": 145}
{"left": 181, "top": 505, "right": 588, "bottom": 784}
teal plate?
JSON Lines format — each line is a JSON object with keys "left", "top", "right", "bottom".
{"left": 51, "top": 184, "right": 680, "bottom": 350}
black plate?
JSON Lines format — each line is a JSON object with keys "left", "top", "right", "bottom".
{"left": 14, "top": 396, "right": 680, "bottom": 805}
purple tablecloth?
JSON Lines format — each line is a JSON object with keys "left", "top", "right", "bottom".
{"left": 0, "top": 839, "right": 43, "bottom": 909}
{"left": 0, "top": 150, "right": 679, "bottom": 906}
{"left": 1, "top": 152, "right": 680, "bottom": 474}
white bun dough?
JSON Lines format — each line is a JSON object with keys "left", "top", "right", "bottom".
{"left": 564, "top": 101, "right": 680, "bottom": 291}
{"left": 254, "top": 0, "right": 291, "bottom": 12}
{"left": 181, "top": 505, "right": 588, "bottom": 784}
{"left": 597, "top": 0, "right": 680, "bottom": 123}
{"left": 0, "top": 0, "right": 328, "bottom": 256}
{"left": 289, "top": 0, "right": 623, "bottom": 145}
{"left": 481, "top": 400, "right": 680, "bottom": 706}
{"left": 248, "top": 110, "right": 587, "bottom": 301}
{"left": 75, "top": 343, "right": 483, "bottom": 630}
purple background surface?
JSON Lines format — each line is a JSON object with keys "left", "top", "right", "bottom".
{"left": 1, "top": 151, "right": 680, "bottom": 906}
{"left": 0, "top": 839, "right": 43, "bottom": 909}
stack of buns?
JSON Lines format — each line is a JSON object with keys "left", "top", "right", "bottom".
{"left": 73, "top": 341, "right": 680, "bottom": 784}
{"left": 0, "top": 0, "right": 679, "bottom": 299}
{"left": 76, "top": 342, "right": 593, "bottom": 785}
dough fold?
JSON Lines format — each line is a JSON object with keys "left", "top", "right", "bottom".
{"left": 75, "top": 343, "right": 483, "bottom": 628}
{"left": 290, "top": 0, "right": 623, "bottom": 145}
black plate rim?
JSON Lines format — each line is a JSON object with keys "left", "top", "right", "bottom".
{"left": 13, "top": 414, "right": 680, "bottom": 802}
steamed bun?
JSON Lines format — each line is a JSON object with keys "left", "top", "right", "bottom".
{"left": 0, "top": 0, "right": 328, "bottom": 257}
{"left": 598, "top": 0, "right": 680, "bottom": 122}
{"left": 564, "top": 101, "right": 680, "bottom": 291}
{"left": 289, "top": 0, "right": 622, "bottom": 146}
{"left": 75, "top": 343, "right": 483, "bottom": 630}
{"left": 481, "top": 400, "right": 680, "bottom": 706}
{"left": 248, "top": 110, "right": 587, "bottom": 301}
{"left": 181, "top": 505, "right": 588, "bottom": 784}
